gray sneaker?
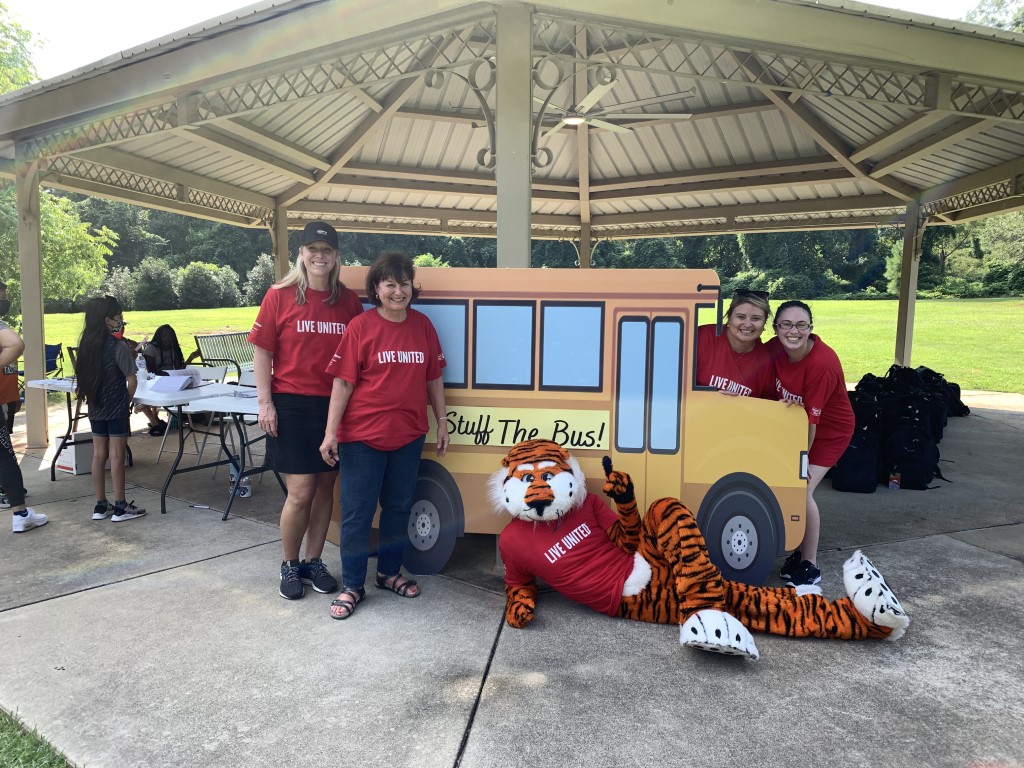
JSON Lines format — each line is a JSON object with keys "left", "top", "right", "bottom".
{"left": 299, "top": 558, "right": 338, "bottom": 594}
{"left": 93, "top": 501, "right": 113, "bottom": 520}
{"left": 280, "top": 560, "right": 304, "bottom": 600}
{"left": 111, "top": 500, "right": 147, "bottom": 522}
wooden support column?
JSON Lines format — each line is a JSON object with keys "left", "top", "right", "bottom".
{"left": 269, "top": 207, "right": 290, "bottom": 280}
{"left": 15, "top": 147, "right": 47, "bottom": 448}
{"left": 495, "top": 3, "right": 532, "bottom": 268}
{"left": 578, "top": 225, "right": 592, "bottom": 268}
{"left": 894, "top": 202, "right": 923, "bottom": 367}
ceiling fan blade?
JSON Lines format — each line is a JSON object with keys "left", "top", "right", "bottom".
{"left": 599, "top": 91, "right": 695, "bottom": 113}
{"left": 586, "top": 118, "right": 633, "bottom": 134}
{"left": 542, "top": 120, "right": 568, "bottom": 139}
{"left": 575, "top": 81, "right": 617, "bottom": 114}
{"left": 600, "top": 112, "right": 693, "bottom": 121}
{"left": 534, "top": 95, "right": 569, "bottom": 117}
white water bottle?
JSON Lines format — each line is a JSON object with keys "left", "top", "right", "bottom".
{"left": 136, "top": 352, "right": 150, "bottom": 380}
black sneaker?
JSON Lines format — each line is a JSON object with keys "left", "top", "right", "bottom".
{"left": 111, "top": 500, "right": 147, "bottom": 522}
{"left": 299, "top": 558, "right": 338, "bottom": 594}
{"left": 280, "top": 560, "right": 304, "bottom": 600}
{"left": 779, "top": 549, "right": 802, "bottom": 581}
{"left": 786, "top": 560, "right": 822, "bottom": 588}
{"left": 92, "top": 501, "right": 113, "bottom": 520}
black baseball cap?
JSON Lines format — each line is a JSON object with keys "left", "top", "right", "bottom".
{"left": 299, "top": 221, "right": 339, "bottom": 250}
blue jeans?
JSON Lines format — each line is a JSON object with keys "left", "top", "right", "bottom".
{"left": 338, "top": 436, "right": 425, "bottom": 590}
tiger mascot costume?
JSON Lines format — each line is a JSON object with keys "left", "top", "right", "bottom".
{"left": 492, "top": 439, "right": 909, "bottom": 660}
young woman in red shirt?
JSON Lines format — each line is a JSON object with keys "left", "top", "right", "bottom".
{"left": 249, "top": 221, "right": 365, "bottom": 601}
{"left": 766, "top": 300, "right": 855, "bottom": 588}
{"left": 695, "top": 289, "right": 775, "bottom": 399}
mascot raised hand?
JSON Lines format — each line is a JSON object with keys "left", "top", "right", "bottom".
{"left": 491, "top": 439, "right": 908, "bottom": 660}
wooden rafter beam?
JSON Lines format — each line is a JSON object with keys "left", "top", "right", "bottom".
{"left": 72, "top": 146, "right": 275, "bottom": 210}
{"left": 184, "top": 125, "right": 315, "bottom": 183}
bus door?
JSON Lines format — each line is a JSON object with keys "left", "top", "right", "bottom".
{"left": 613, "top": 313, "right": 685, "bottom": 509}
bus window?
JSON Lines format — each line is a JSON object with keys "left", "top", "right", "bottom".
{"left": 474, "top": 301, "right": 535, "bottom": 389}
{"left": 693, "top": 302, "right": 719, "bottom": 392}
{"left": 417, "top": 300, "right": 468, "bottom": 387}
{"left": 540, "top": 302, "right": 603, "bottom": 391}
{"left": 650, "top": 318, "right": 683, "bottom": 453}
{"left": 616, "top": 317, "right": 650, "bottom": 452}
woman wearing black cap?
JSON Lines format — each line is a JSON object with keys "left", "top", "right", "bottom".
{"left": 248, "top": 221, "right": 365, "bottom": 601}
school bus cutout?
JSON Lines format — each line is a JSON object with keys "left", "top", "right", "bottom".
{"left": 332, "top": 266, "right": 808, "bottom": 586}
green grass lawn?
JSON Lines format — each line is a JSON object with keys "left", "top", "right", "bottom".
{"left": 41, "top": 306, "right": 259, "bottom": 365}
{"left": 0, "top": 709, "right": 69, "bottom": 768}
{"left": 37, "top": 298, "right": 1024, "bottom": 393}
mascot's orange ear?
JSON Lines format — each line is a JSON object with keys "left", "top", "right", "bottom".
{"left": 500, "top": 439, "right": 570, "bottom": 470}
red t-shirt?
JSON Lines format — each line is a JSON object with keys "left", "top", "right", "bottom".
{"left": 766, "top": 335, "right": 854, "bottom": 436}
{"left": 695, "top": 324, "right": 774, "bottom": 398}
{"left": 325, "top": 308, "right": 445, "bottom": 451}
{"left": 499, "top": 494, "right": 634, "bottom": 617}
{"left": 248, "top": 284, "right": 364, "bottom": 397}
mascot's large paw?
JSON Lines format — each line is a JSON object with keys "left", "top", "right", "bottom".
{"left": 680, "top": 609, "right": 760, "bottom": 661}
{"left": 843, "top": 550, "right": 910, "bottom": 641}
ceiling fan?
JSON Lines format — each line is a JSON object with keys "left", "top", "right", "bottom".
{"left": 537, "top": 85, "right": 696, "bottom": 137}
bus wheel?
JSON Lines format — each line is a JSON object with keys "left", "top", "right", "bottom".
{"left": 403, "top": 471, "right": 460, "bottom": 575}
{"left": 697, "top": 474, "right": 781, "bottom": 586}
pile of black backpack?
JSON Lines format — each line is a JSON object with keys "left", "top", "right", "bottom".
{"left": 831, "top": 364, "right": 970, "bottom": 493}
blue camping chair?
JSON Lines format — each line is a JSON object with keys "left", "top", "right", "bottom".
{"left": 18, "top": 343, "right": 64, "bottom": 397}
{"left": 43, "top": 344, "right": 64, "bottom": 378}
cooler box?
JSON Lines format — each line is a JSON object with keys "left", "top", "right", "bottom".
{"left": 53, "top": 432, "right": 126, "bottom": 475}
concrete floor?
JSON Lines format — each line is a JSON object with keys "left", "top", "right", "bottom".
{"left": 1, "top": 391, "right": 1022, "bottom": 768}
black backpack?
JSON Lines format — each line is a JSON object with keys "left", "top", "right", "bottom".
{"left": 831, "top": 427, "right": 882, "bottom": 493}
{"left": 884, "top": 421, "right": 945, "bottom": 490}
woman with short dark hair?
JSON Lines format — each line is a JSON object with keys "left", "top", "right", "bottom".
{"left": 320, "top": 251, "right": 450, "bottom": 620}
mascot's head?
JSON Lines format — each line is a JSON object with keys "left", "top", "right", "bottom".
{"left": 489, "top": 439, "right": 587, "bottom": 523}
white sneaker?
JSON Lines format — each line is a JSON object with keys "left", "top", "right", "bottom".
{"left": 111, "top": 500, "right": 146, "bottom": 522}
{"left": 12, "top": 508, "right": 48, "bottom": 533}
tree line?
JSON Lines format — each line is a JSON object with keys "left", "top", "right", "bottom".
{"left": 1, "top": 187, "right": 1023, "bottom": 318}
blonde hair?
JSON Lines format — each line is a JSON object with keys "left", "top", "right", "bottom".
{"left": 272, "top": 245, "right": 346, "bottom": 306}
{"left": 726, "top": 290, "right": 771, "bottom": 321}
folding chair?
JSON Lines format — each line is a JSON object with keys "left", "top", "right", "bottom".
{"left": 155, "top": 365, "right": 230, "bottom": 464}
{"left": 19, "top": 343, "right": 64, "bottom": 394}
{"left": 44, "top": 344, "right": 65, "bottom": 378}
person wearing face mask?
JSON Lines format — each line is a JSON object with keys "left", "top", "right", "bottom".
{"left": 74, "top": 296, "right": 146, "bottom": 522}
{"left": 766, "top": 300, "right": 854, "bottom": 588}
{"left": 249, "top": 221, "right": 365, "bottom": 601}
{"left": 138, "top": 324, "right": 186, "bottom": 435}
{"left": 695, "top": 289, "right": 775, "bottom": 398}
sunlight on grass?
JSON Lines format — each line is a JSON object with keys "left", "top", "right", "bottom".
{"left": 0, "top": 709, "right": 70, "bottom": 768}
{"left": 36, "top": 298, "right": 1024, "bottom": 394}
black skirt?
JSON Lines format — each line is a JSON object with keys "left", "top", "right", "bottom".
{"left": 267, "top": 392, "right": 335, "bottom": 474}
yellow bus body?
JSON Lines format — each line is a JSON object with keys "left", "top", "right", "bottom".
{"left": 330, "top": 266, "right": 807, "bottom": 584}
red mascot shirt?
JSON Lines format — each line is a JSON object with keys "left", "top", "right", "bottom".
{"left": 695, "top": 324, "right": 775, "bottom": 398}
{"left": 325, "top": 308, "right": 445, "bottom": 451}
{"left": 499, "top": 494, "right": 634, "bottom": 617}
{"left": 766, "top": 335, "right": 854, "bottom": 453}
{"left": 248, "top": 285, "right": 364, "bottom": 397}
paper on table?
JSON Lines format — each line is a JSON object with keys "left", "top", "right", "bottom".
{"left": 148, "top": 376, "right": 192, "bottom": 393}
